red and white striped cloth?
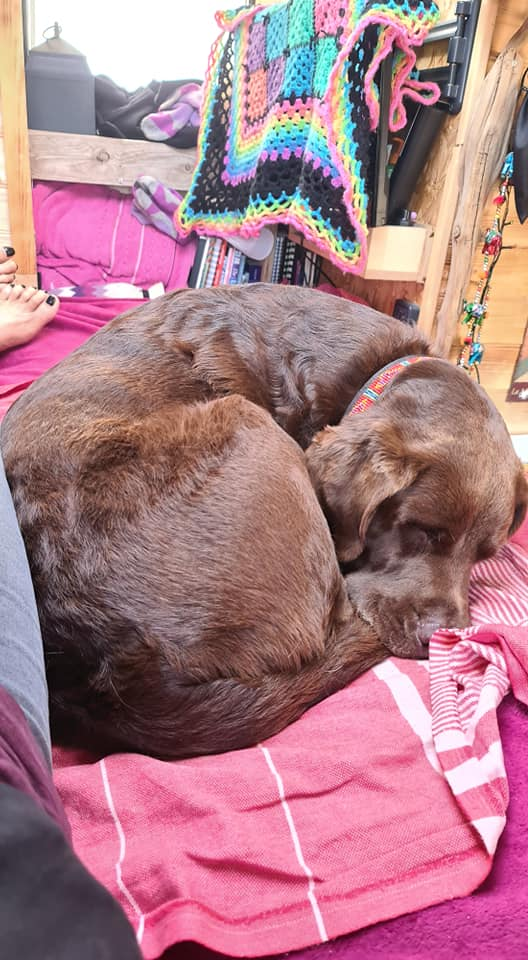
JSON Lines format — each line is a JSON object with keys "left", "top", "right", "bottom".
{"left": 430, "top": 529, "right": 528, "bottom": 858}
{"left": 53, "top": 522, "right": 528, "bottom": 959}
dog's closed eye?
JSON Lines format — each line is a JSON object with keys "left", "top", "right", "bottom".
{"left": 401, "top": 522, "right": 447, "bottom": 553}
{"left": 476, "top": 542, "right": 498, "bottom": 562}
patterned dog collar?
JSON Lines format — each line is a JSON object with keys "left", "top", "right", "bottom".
{"left": 346, "top": 355, "right": 428, "bottom": 416}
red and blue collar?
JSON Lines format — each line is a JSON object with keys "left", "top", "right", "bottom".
{"left": 346, "top": 355, "right": 428, "bottom": 416}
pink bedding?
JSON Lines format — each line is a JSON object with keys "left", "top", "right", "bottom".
{"left": 52, "top": 531, "right": 528, "bottom": 959}
{"left": 33, "top": 182, "right": 196, "bottom": 292}
{"left": 0, "top": 298, "right": 139, "bottom": 421}
{"left": 1, "top": 298, "right": 527, "bottom": 960}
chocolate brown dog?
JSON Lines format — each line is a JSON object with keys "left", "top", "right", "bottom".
{"left": 1, "top": 284, "right": 526, "bottom": 759}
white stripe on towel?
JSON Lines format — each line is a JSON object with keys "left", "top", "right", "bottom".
{"left": 259, "top": 745, "right": 328, "bottom": 944}
{"left": 99, "top": 758, "right": 145, "bottom": 943}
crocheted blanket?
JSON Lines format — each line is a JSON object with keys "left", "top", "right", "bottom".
{"left": 176, "top": 0, "right": 440, "bottom": 274}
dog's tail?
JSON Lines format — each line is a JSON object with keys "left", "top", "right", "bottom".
{"left": 68, "top": 619, "right": 388, "bottom": 760}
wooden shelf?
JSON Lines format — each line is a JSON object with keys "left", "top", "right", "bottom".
{"left": 289, "top": 223, "right": 433, "bottom": 284}
{"left": 29, "top": 130, "right": 197, "bottom": 191}
{"left": 363, "top": 224, "right": 433, "bottom": 282}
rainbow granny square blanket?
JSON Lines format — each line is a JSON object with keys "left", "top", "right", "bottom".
{"left": 176, "top": 0, "right": 440, "bottom": 274}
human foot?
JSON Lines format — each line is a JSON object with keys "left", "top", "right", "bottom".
{"left": 0, "top": 284, "right": 59, "bottom": 351}
{"left": 0, "top": 246, "right": 18, "bottom": 285}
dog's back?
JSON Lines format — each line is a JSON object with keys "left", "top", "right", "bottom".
{"left": 4, "top": 284, "right": 429, "bottom": 450}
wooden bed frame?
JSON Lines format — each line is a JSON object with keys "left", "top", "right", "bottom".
{"left": 28, "top": 130, "right": 197, "bottom": 193}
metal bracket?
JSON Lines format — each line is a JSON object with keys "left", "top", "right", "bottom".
{"left": 425, "top": 0, "right": 483, "bottom": 115}
{"left": 373, "top": 1, "right": 483, "bottom": 225}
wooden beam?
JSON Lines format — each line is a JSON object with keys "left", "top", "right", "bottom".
{"left": 0, "top": 0, "right": 36, "bottom": 277}
{"left": 29, "top": 130, "right": 197, "bottom": 191}
{"left": 433, "top": 16, "right": 528, "bottom": 355}
{"left": 417, "top": 0, "right": 500, "bottom": 348}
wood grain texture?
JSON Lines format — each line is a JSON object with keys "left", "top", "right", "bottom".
{"left": 321, "top": 260, "right": 423, "bottom": 316}
{"left": 433, "top": 22, "right": 528, "bottom": 355}
{"left": 452, "top": 206, "right": 528, "bottom": 435}
{"left": 0, "top": 0, "right": 36, "bottom": 275}
{"left": 417, "top": 0, "right": 500, "bottom": 341}
{"left": 0, "top": 102, "right": 11, "bottom": 249}
{"left": 450, "top": 342, "right": 528, "bottom": 434}
{"left": 29, "top": 130, "right": 198, "bottom": 190}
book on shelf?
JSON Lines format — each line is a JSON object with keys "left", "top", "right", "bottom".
{"left": 187, "top": 236, "right": 208, "bottom": 288}
{"left": 204, "top": 238, "right": 222, "bottom": 287}
{"left": 229, "top": 250, "right": 245, "bottom": 284}
{"left": 197, "top": 238, "right": 213, "bottom": 288}
{"left": 242, "top": 262, "right": 262, "bottom": 284}
{"left": 270, "top": 225, "right": 287, "bottom": 284}
{"left": 213, "top": 240, "right": 228, "bottom": 286}
{"left": 187, "top": 229, "right": 322, "bottom": 289}
{"left": 280, "top": 237, "right": 297, "bottom": 284}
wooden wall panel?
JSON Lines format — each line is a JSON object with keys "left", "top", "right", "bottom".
{"left": 453, "top": 0, "right": 528, "bottom": 433}
{"left": 0, "top": 101, "right": 11, "bottom": 250}
{"left": 455, "top": 185, "right": 528, "bottom": 432}
{"left": 331, "top": 0, "right": 528, "bottom": 433}
{"left": 0, "top": 0, "right": 36, "bottom": 279}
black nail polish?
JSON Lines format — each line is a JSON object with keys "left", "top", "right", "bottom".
{"left": 46, "top": 295, "right": 56, "bottom": 305}
{"left": 3, "top": 246, "right": 15, "bottom": 257}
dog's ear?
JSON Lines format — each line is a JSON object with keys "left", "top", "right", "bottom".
{"left": 305, "top": 415, "right": 426, "bottom": 563}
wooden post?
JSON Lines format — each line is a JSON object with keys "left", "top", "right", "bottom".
{"left": 433, "top": 17, "right": 528, "bottom": 355}
{"left": 0, "top": 0, "right": 37, "bottom": 282}
{"left": 417, "top": 0, "right": 500, "bottom": 348}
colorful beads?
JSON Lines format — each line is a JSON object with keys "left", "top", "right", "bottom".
{"left": 457, "top": 154, "right": 512, "bottom": 377}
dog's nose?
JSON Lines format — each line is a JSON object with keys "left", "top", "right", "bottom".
{"left": 417, "top": 599, "right": 470, "bottom": 647}
{"left": 416, "top": 618, "right": 442, "bottom": 646}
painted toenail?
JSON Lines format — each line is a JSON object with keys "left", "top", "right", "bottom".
{"left": 2, "top": 246, "right": 15, "bottom": 257}
{"left": 46, "top": 295, "right": 56, "bottom": 305}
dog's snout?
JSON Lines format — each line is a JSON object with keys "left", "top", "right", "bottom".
{"left": 417, "top": 597, "right": 470, "bottom": 646}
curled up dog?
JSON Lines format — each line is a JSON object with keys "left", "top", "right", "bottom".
{"left": 1, "top": 284, "right": 526, "bottom": 758}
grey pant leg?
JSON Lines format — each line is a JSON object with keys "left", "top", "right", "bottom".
{"left": 0, "top": 451, "right": 51, "bottom": 766}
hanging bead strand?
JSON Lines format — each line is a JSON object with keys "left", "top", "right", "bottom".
{"left": 457, "top": 152, "right": 513, "bottom": 382}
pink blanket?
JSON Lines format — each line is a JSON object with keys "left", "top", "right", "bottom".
{"left": 0, "top": 298, "right": 139, "bottom": 421}
{"left": 33, "top": 182, "right": 196, "bottom": 292}
{"left": 52, "top": 525, "right": 528, "bottom": 959}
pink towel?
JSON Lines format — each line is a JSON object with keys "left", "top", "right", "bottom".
{"left": 33, "top": 182, "right": 196, "bottom": 292}
{"left": 52, "top": 525, "right": 528, "bottom": 959}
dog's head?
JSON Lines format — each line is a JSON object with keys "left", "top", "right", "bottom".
{"left": 306, "top": 359, "right": 528, "bottom": 658}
